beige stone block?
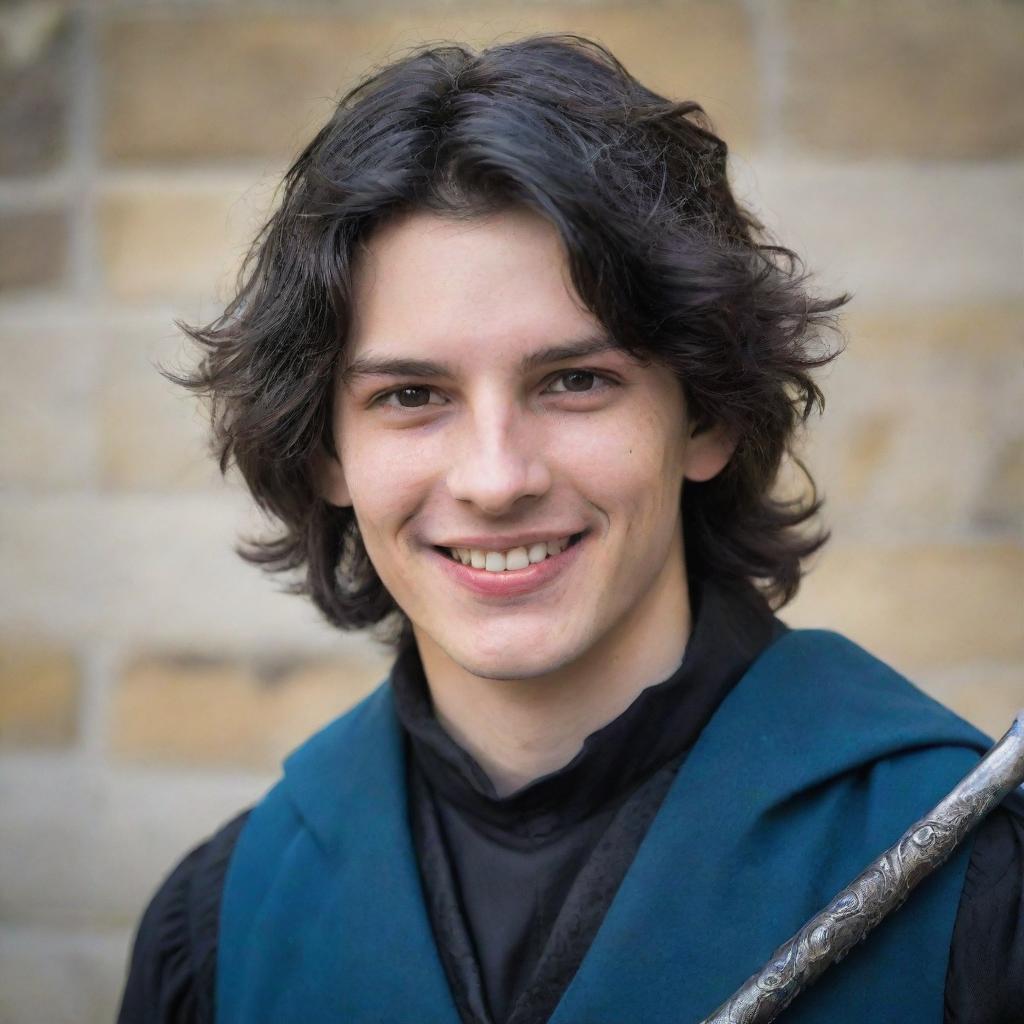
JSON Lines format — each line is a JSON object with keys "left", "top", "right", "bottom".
{"left": 783, "top": 0, "right": 1024, "bottom": 157}
{"left": 0, "top": 208, "right": 67, "bottom": 291}
{"left": 101, "top": 4, "right": 755, "bottom": 165}
{"left": 738, "top": 159, "right": 1024, "bottom": 307}
{"left": 98, "top": 181, "right": 273, "bottom": 302}
{"left": 0, "top": 320, "right": 98, "bottom": 486}
{"left": 801, "top": 305, "right": 1024, "bottom": 537}
{"left": 0, "top": 493, "right": 345, "bottom": 650}
{"left": 0, "top": 926, "right": 127, "bottom": 1024}
{"left": 917, "top": 663, "right": 1024, "bottom": 741}
{"left": 111, "top": 648, "right": 392, "bottom": 769}
{"left": 0, "top": 643, "right": 77, "bottom": 747}
{"left": 0, "top": 759, "right": 268, "bottom": 928}
{"left": 782, "top": 542, "right": 1024, "bottom": 672}
{"left": 99, "top": 320, "right": 221, "bottom": 489}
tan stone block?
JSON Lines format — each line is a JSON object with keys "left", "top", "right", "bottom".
{"left": 783, "top": 0, "right": 1024, "bottom": 157}
{"left": 917, "top": 663, "right": 1024, "bottom": 740}
{"left": 0, "top": 320, "right": 98, "bottom": 486}
{"left": 782, "top": 542, "right": 1024, "bottom": 672}
{"left": 521, "top": 3, "right": 758, "bottom": 149}
{"left": 975, "top": 434, "right": 1024, "bottom": 531}
{"left": 842, "top": 305, "right": 1024, "bottom": 360}
{"left": 0, "top": 643, "right": 78, "bottom": 747}
{"left": 98, "top": 180, "right": 273, "bottom": 301}
{"left": 0, "top": 3, "right": 72, "bottom": 175}
{"left": 801, "top": 305, "right": 1024, "bottom": 536}
{"left": 111, "top": 648, "right": 392, "bottom": 769}
{"left": 0, "top": 208, "right": 67, "bottom": 291}
{"left": 832, "top": 411, "right": 896, "bottom": 503}
{"left": 99, "top": 320, "right": 221, "bottom": 489}
{"left": 101, "top": 4, "right": 755, "bottom": 165}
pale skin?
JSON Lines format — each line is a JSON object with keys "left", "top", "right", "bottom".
{"left": 317, "top": 208, "right": 735, "bottom": 796}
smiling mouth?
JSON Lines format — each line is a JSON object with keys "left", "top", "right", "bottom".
{"left": 435, "top": 532, "right": 586, "bottom": 572}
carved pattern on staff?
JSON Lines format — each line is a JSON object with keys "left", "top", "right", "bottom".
{"left": 699, "top": 710, "right": 1024, "bottom": 1024}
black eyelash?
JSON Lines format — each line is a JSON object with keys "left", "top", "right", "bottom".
{"left": 371, "top": 385, "right": 437, "bottom": 407}
{"left": 547, "top": 369, "right": 614, "bottom": 393}
{"left": 371, "top": 369, "right": 618, "bottom": 408}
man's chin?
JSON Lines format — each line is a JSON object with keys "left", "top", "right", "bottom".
{"left": 441, "top": 635, "right": 583, "bottom": 684}
{"left": 411, "top": 607, "right": 596, "bottom": 682}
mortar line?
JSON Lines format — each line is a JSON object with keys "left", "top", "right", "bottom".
{"left": 67, "top": 1, "right": 100, "bottom": 302}
{"left": 745, "top": 0, "right": 787, "bottom": 157}
{"left": 77, "top": 639, "right": 119, "bottom": 765}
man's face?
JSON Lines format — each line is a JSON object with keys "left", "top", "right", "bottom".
{"left": 321, "top": 208, "right": 732, "bottom": 682}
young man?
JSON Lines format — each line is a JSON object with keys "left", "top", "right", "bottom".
{"left": 119, "top": 35, "right": 1023, "bottom": 1024}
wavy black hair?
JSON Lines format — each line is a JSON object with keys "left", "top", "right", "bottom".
{"left": 174, "top": 33, "right": 846, "bottom": 644}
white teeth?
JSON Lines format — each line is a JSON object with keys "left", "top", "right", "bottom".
{"left": 449, "top": 535, "right": 578, "bottom": 572}
{"left": 505, "top": 547, "right": 530, "bottom": 570}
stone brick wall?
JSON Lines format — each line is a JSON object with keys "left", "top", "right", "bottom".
{"left": 1, "top": 1, "right": 1021, "bottom": 1019}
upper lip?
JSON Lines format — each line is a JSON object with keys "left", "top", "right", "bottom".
{"left": 432, "top": 530, "right": 584, "bottom": 550}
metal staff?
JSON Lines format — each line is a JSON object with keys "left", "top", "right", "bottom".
{"left": 699, "top": 709, "right": 1024, "bottom": 1024}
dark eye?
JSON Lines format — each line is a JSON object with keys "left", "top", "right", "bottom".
{"left": 379, "top": 386, "right": 438, "bottom": 409}
{"left": 549, "top": 371, "right": 597, "bottom": 393}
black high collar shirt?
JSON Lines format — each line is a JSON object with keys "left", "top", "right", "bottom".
{"left": 391, "top": 578, "right": 787, "bottom": 1024}
{"left": 393, "top": 576, "right": 786, "bottom": 831}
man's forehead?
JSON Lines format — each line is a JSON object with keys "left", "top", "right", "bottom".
{"left": 341, "top": 207, "right": 636, "bottom": 383}
{"left": 351, "top": 207, "right": 563, "bottom": 282}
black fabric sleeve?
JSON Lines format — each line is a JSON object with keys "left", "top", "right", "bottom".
{"left": 944, "top": 786, "right": 1024, "bottom": 1024}
{"left": 117, "top": 810, "right": 251, "bottom": 1024}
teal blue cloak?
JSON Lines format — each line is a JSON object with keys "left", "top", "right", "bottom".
{"left": 217, "top": 630, "right": 991, "bottom": 1022}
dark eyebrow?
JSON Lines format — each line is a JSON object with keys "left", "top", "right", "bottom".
{"left": 340, "top": 334, "right": 617, "bottom": 386}
{"left": 519, "top": 335, "right": 616, "bottom": 373}
{"left": 340, "top": 356, "right": 447, "bottom": 385}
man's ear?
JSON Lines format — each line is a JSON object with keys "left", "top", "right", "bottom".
{"left": 681, "top": 419, "right": 737, "bottom": 483}
{"left": 312, "top": 445, "right": 353, "bottom": 507}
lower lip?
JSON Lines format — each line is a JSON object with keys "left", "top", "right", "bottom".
{"left": 431, "top": 536, "right": 587, "bottom": 599}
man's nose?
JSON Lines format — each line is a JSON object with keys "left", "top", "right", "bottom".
{"left": 445, "top": 407, "right": 552, "bottom": 515}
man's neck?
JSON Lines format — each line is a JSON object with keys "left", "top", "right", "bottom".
{"left": 417, "top": 561, "right": 693, "bottom": 797}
